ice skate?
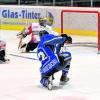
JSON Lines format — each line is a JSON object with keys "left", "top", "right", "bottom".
{"left": 59, "top": 74, "right": 69, "bottom": 85}
{"left": 0, "top": 57, "right": 10, "bottom": 64}
{"left": 47, "top": 76, "right": 53, "bottom": 90}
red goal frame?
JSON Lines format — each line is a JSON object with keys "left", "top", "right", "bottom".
{"left": 61, "top": 9, "right": 100, "bottom": 53}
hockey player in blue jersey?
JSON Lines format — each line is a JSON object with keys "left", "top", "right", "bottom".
{"left": 37, "top": 30, "right": 72, "bottom": 90}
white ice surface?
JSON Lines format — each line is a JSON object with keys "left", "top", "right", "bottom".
{"left": 0, "top": 30, "right": 100, "bottom": 100}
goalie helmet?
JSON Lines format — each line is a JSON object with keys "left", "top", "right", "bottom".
{"left": 39, "top": 17, "right": 47, "bottom": 26}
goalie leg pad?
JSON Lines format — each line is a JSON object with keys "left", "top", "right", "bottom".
{"left": 26, "top": 42, "right": 38, "bottom": 52}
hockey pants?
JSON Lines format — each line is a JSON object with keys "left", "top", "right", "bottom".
{"left": 40, "top": 52, "right": 72, "bottom": 86}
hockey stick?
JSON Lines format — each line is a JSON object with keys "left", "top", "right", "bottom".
{"left": 9, "top": 54, "right": 38, "bottom": 60}
{"left": 17, "top": 27, "right": 26, "bottom": 49}
{"left": 18, "top": 37, "right": 23, "bottom": 49}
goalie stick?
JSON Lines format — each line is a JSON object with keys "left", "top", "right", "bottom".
{"left": 17, "top": 28, "right": 26, "bottom": 49}
{"left": 18, "top": 37, "right": 23, "bottom": 49}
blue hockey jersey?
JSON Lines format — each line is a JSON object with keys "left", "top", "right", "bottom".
{"left": 37, "top": 34, "right": 66, "bottom": 74}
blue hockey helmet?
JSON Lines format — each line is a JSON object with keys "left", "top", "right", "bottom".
{"left": 61, "top": 34, "right": 72, "bottom": 44}
{"left": 39, "top": 30, "right": 49, "bottom": 39}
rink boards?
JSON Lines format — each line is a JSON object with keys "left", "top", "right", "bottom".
{"left": 1, "top": 5, "right": 100, "bottom": 36}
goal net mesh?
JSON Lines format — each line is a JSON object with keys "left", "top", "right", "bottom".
{"left": 61, "top": 10, "right": 100, "bottom": 53}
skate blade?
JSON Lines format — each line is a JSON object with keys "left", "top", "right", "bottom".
{"left": 0, "top": 60, "right": 10, "bottom": 64}
{"left": 59, "top": 78, "right": 69, "bottom": 85}
{"left": 48, "top": 83, "right": 53, "bottom": 90}
{"left": 59, "top": 81, "right": 67, "bottom": 85}
{"left": 47, "top": 76, "right": 53, "bottom": 90}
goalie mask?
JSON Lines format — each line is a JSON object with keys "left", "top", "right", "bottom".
{"left": 39, "top": 17, "right": 47, "bottom": 26}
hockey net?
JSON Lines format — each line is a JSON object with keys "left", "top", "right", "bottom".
{"left": 61, "top": 9, "right": 100, "bottom": 54}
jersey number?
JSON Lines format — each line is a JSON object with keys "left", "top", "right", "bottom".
{"left": 38, "top": 50, "right": 47, "bottom": 61}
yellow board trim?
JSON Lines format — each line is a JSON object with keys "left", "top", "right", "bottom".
{"left": 53, "top": 28, "right": 97, "bottom": 37}
{"left": 1, "top": 25, "right": 25, "bottom": 30}
{"left": 1, "top": 18, "right": 38, "bottom": 22}
{"left": 0, "top": 25, "right": 97, "bottom": 37}
{"left": 0, "top": 18, "right": 38, "bottom": 30}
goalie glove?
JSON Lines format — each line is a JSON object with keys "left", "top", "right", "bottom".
{"left": 17, "top": 32, "right": 27, "bottom": 39}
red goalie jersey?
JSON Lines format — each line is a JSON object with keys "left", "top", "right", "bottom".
{"left": 24, "top": 22, "right": 59, "bottom": 43}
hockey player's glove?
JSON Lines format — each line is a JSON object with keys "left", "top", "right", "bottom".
{"left": 67, "top": 36, "right": 72, "bottom": 44}
{"left": 61, "top": 34, "right": 72, "bottom": 44}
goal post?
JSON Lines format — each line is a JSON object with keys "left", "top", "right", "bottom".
{"left": 61, "top": 9, "right": 100, "bottom": 53}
